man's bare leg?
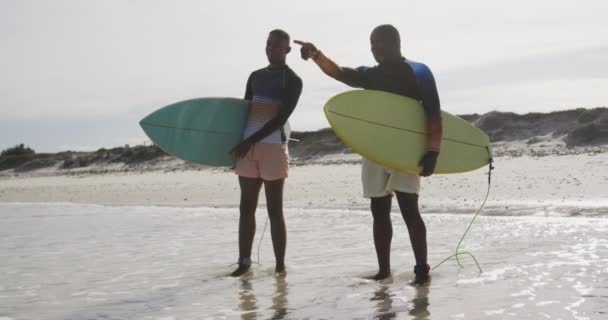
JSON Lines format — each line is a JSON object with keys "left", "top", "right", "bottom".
{"left": 367, "top": 195, "right": 393, "bottom": 280}
{"left": 395, "top": 191, "right": 429, "bottom": 283}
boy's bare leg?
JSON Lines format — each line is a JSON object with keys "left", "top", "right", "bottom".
{"left": 231, "top": 176, "right": 263, "bottom": 277}
{"left": 264, "top": 178, "right": 286, "bottom": 274}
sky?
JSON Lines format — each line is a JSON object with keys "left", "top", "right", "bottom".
{"left": 1, "top": 0, "right": 607, "bottom": 152}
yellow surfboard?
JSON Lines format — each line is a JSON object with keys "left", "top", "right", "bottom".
{"left": 324, "top": 90, "right": 492, "bottom": 174}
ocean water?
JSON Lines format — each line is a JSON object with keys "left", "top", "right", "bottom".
{"left": 0, "top": 203, "right": 607, "bottom": 320}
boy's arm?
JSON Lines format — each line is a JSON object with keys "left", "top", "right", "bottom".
{"left": 245, "top": 75, "right": 303, "bottom": 144}
{"left": 244, "top": 73, "right": 254, "bottom": 100}
{"left": 231, "top": 74, "right": 303, "bottom": 158}
{"left": 230, "top": 73, "right": 255, "bottom": 158}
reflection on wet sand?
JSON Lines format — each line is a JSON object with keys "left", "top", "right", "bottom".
{"left": 372, "top": 285, "right": 396, "bottom": 319}
{"left": 238, "top": 274, "right": 289, "bottom": 320}
{"left": 409, "top": 283, "right": 430, "bottom": 319}
{"left": 269, "top": 274, "right": 289, "bottom": 320}
{"left": 372, "top": 280, "right": 431, "bottom": 319}
{"left": 239, "top": 276, "right": 258, "bottom": 320}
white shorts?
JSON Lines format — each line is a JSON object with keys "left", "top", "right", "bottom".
{"left": 361, "top": 158, "right": 420, "bottom": 198}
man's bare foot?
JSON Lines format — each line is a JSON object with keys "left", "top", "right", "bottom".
{"left": 411, "top": 264, "right": 430, "bottom": 285}
{"left": 410, "top": 275, "right": 431, "bottom": 287}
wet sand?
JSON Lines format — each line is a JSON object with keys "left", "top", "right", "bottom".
{"left": 0, "top": 204, "right": 606, "bottom": 319}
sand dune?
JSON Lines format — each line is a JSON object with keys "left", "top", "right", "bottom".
{"left": 1, "top": 108, "right": 607, "bottom": 176}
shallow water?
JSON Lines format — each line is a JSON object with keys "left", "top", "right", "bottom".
{"left": 1, "top": 203, "right": 607, "bottom": 319}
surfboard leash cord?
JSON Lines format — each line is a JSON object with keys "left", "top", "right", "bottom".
{"left": 239, "top": 152, "right": 496, "bottom": 272}
{"left": 256, "top": 217, "right": 270, "bottom": 264}
{"left": 432, "top": 152, "right": 494, "bottom": 273}
{"left": 225, "top": 217, "right": 269, "bottom": 268}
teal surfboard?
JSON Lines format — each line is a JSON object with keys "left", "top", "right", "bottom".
{"left": 139, "top": 98, "right": 249, "bottom": 167}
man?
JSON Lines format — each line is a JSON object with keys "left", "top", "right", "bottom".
{"left": 229, "top": 29, "right": 303, "bottom": 276}
{"left": 294, "top": 24, "right": 442, "bottom": 284}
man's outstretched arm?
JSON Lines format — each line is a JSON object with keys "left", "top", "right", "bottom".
{"left": 294, "top": 40, "right": 372, "bottom": 91}
{"left": 293, "top": 40, "right": 344, "bottom": 80}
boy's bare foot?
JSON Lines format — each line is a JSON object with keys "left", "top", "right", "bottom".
{"left": 275, "top": 263, "right": 286, "bottom": 275}
{"left": 364, "top": 271, "right": 391, "bottom": 281}
{"left": 230, "top": 264, "right": 251, "bottom": 277}
{"left": 230, "top": 257, "right": 252, "bottom": 277}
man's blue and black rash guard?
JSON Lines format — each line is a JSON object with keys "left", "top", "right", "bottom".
{"left": 338, "top": 59, "right": 443, "bottom": 152}
{"left": 243, "top": 65, "right": 302, "bottom": 145}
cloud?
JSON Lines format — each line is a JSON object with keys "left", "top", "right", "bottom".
{"left": 2, "top": 0, "right": 607, "bottom": 151}
{"left": 438, "top": 46, "right": 608, "bottom": 92}
{"left": 0, "top": 114, "right": 148, "bottom": 153}
{"left": 444, "top": 78, "right": 608, "bottom": 114}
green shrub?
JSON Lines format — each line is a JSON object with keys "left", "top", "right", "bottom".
{"left": 1, "top": 144, "right": 35, "bottom": 157}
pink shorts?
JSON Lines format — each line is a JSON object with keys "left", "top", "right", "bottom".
{"left": 235, "top": 143, "right": 289, "bottom": 181}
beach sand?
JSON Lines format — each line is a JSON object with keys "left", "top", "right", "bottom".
{"left": 1, "top": 152, "right": 607, "bottom": 319}
{"left": 1, "top": 152, "right": 607, "bottom": 215}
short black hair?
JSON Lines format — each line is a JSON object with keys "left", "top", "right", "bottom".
{"left": 269, "top": 29, "right": 290, "bottom": 43}
{"left": 372, "top": 24, "right": 401, "bottom": 47}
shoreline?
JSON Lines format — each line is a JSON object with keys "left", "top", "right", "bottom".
{"left": 2, "top": 152, "right": 607, "bottom": 217}
{"left": 2, "top": 142, "right": 607, "bottom": 179}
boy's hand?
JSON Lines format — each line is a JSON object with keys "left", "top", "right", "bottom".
{"left": 418, "top": 151, "right": 439, "bottom": 177}
{"left": 230, "top": 140, "right": 254, "bottom": 159}
{"left": 293, "top": 40, "right": 318, "bottom": 60}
